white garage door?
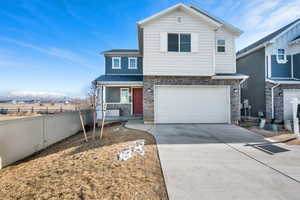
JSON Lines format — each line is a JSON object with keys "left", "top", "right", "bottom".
{"left": 283, "top": 89, "right": 300, "bottom": 120}
{"left": 154, "top": 86, "right": 231, "bottom": 123}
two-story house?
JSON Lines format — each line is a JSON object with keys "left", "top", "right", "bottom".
{"left": 95, "top": 3, "right": 247, "bottom": 124}
{"left": 237, "top": 18, "right": 300, "bottom": 122}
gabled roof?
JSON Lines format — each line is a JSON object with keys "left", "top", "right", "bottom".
{"left": 237, "top": 18, "right": 300, "bottom": 58}
{"left": 137, "top": 3, "right": 242, "bottom": 36}
{"left": 138, "top": 3, "right": 220, "bottom": 28}
{"left": 190, "top": 6, "right": 243, "bottom": 36}
{"left": 292, "top": 35, "right": 300, "bottom": 42}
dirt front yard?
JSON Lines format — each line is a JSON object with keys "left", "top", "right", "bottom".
{"left": 0, "top": 123, "right": 168, "bottom": 200}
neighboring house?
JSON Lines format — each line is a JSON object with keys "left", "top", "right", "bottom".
{"left": 95, "top": 3, "right": 247, "bottom": 124}
{"left": 236, "top": 18, "right": 300, "bottom": 122}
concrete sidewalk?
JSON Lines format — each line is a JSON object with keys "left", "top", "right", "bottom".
{"left": 126, "top": 121, "right": 300, "bottom": 200}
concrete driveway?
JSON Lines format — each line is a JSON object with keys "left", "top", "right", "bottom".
{"left": 126, "top": 122, "right": 300, "bottom": 200}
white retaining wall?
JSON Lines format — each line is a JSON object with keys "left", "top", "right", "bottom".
{"left": 0, "top": 110, "right": 92, "bottom": 169}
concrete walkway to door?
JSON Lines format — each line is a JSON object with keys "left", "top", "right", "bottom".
{"left": 126, "top": 121, "right": 300, "bottom": 200}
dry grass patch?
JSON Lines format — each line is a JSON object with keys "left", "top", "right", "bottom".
{"left": 0, "top": 123, "right": 168, "bottom": 200}
{"left": 247, "top": 127, "right": 300, "bottom": 145}
{"left": 270, "top": 134, "right": 300, "bottom": 145}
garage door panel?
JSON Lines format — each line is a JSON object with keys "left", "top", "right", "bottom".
{"left": 155, "top": 86, "right": 230, "bottom": 123}
{"left": 283, "top": 89, "right": 300, "bottom": 120}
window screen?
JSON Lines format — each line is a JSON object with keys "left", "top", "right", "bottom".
{"left": 217, "top": 40, "right": 225, "bottom": 52}
{"left": 168, "top": 33, "right": 191, "bottom": 52}
{"left": 180, "top": 34, "right": 191, "bottom": 52}
{"left": 168, "top": 33, "right": 179, "bottom": 52}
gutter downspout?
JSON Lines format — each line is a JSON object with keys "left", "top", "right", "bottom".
{"left": 239, "top": 76, "right": 249, "bottom": 121}
{"left": 271, "top": 83, "right": 280, "bottom": 119}
{"left": 212, "top": 28, "right": 218, "bottom": 75}
{"left": 239, "top": 76, "right": 248, "bottom": 86}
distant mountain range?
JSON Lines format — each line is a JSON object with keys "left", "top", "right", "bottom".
{"left": 0, "top": 91, "right": 74, "bottom": 102}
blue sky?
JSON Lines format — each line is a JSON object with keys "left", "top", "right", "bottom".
{"left": 1, "top": 0, "right": 300, "bottom": 98}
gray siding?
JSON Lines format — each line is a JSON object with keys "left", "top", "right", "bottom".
{"left": 271, "top": 55, "right": 291, "bottom": 77}
{"left": 236, "top": 47, "right": 266, "bottom": 117}
{"left": 105, "top": 56, "right": 143, "bottom": 75}
{"left": 293, "top": 53, "right": 300, "bottom": 79}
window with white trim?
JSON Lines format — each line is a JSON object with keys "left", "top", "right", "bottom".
{"left": 120, "top": 88, "right": 129, "bottom": 103}
{"left": 168, "top": 33, "right": 191, "bottom": 52}
{"left": 217, "top": 39, "right": 225, "bottom": 52}
{"left": 277, "top": 49, "right": 286, "bottom": 63}
{"left": 128, "top": 57, "right": 137, "bottom": 69}
{"left": 112, "top": 57, "right": 121, "bottom": 69}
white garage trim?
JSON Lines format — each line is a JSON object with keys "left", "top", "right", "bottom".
{"left": 154, "top": 85, "right": 231, "bottom": 123}
{"left": 283, "top": 89, "right": 300, "bottom": 120}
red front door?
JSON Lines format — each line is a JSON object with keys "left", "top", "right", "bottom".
{"left": 133, "top": 88, "right": 143, "bottom": 115}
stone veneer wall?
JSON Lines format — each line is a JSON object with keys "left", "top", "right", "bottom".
{"left": 106, "top": 104, "right": 131, "bottom": 116}
{"left": 265, "top": 82, "right": 300, "bottom": 121}
{"left": 143, "top": 76, "right": 241, "bottom": 123}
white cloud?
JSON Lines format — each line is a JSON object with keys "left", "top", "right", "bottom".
{"left": 243, "top": 0, "right": 281, "bottom": 29}
{"left": 0, "top": 37, "right": 98, "bottom": 70}
{"left": 236, "top": 0, "right": 300, "bottom": 50}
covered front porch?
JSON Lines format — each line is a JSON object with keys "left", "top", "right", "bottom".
{"left": 95, "top": 75, "right": 144, "bottom": 120}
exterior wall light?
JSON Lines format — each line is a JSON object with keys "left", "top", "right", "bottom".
{"left": 147, "top": 88, "right": 153, "bottom": 93}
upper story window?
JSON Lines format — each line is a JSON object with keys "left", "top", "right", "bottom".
{"left": 168, "top": 33, "right": 191, "bottom": 52}
{"left": 277, "top": 49, "right": 285, "bottom": 62}
{"left": 128, "top": 57, "right": 137, "bottom": 69}
{"left": 276, "top": 49, "right": 288, "bottom": 64}
{"left": 217, "top": 40, "right": 226, "bottom": 52}
{"left": 112, "top": 57, "right": 121, "bottom": 69}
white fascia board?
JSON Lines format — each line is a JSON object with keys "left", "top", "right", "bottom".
{"left": 211, "top": 75, "right": 249, "bottom": 80}
{"left": 289, "top": 38, "right": 300, "bottom": 46}
{"left": 270, "top": 20, "right": 300, "bottom": 43}
{"left": 190, "top": 5, "right": 243, "bottom": 36}
{"left": 266, "top": 79, "right": 300, "bottom": 84}
{"left": 101, "top": 52, "right": 141, "bottom": 56}
{"left": 236, "top": 42, "right": 271, "bottom": 59}
{"left": 137, "top": 3, "right": 221, "bottom": 28}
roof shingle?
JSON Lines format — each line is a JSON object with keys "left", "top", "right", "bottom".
{"left": 237, "top": 18, "right": 300, "bottom": 56}
{"left": 94, "top": 75, "right": 143, "bottom": 82}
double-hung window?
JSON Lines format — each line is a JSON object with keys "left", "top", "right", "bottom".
{"left": 128, "top": 57, "right": 137, "bottom": 69}
{"left": 120, "top": 88, "right": 130, "bottom": 103}
{"left": 112, "top": 57, "right": 121, "bottom": 69}
{"left": 277, "top": 49, "right": 286, "bottom": 63}
{"left": 217, "top": 40, "right": 226, "bottom": 52}
{"left": 168, "top": 33, "right": 191, "bottom": 52}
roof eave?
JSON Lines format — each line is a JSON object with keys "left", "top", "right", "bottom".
{"left": 289, "top": 38, "right": 300, "bottom": 46}
{"left": 236, "top": 41, "right": 273, "bottom": 59}
{"left": 96, "top": 81, "right": 143, "bottom": 86}
{"left": 137, "top": 3, "right": 221, "bottom": 28}
{"left": 100, "top": 51, "right": 141, "bottom": 56}
{"left": 266, "top": 79, "right": 300, "bottom": 84}
{"left": 211, "top": 75, "right": 249, "bottom": 80}
{"left": 189, "top": 5, "right": 243, "bottom": 36}
{"left": 270, "top": 20, "right": 300, "bottom": 43}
